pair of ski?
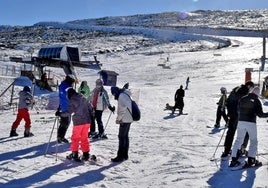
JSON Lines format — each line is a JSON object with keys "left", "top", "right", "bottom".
{"left": 66, "top": 154, "right": 102, "bottom": 165}
{"left": 214, "top": 157, "right": 267, "bottom": 171}
{"left": 229, "top": 161, "right": 264, "bottom": 171}
{"left": 50, "top": 152, "right": 103, "bottom": 165}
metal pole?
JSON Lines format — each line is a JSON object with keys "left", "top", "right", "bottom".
{"left": 44, "top": 117, "right": 58, "bottom": 156}
{"left": 55, "top": 116, "right": 59, "bottom": 161}
{"left": 210, "top": 127, "right": 227, "bottom": 161}
{"left": 101, "top": 111, "right": 113, "bottom": 137}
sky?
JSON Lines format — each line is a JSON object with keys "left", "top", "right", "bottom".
{"left": 1, "top": 0, "right": 268, "bottom": 26}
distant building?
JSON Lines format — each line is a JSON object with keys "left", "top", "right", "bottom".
{"left": 98, "top": 70, "right": 119, "bottom": 86}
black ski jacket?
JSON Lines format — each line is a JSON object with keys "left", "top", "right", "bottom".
{"left": 226, "top": 85, "right": 248, "bottom": 116}
{"left": 238, "top": 93, "right": 268, "bottom": 123}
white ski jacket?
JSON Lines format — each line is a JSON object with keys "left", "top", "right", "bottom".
{"left": 116, "top": 92, "right": 133, "bottom": 123}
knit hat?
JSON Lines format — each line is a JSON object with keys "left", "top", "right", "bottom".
{"left": 220, "top": 87, "right": 227, "bottom": 94}
{"left": 23, "top": 86, "right": 31, "bottom": 92}
{"left": 66, "top": 87, "right": 76, "bottom": 99}
{"left": 96, "top": 79, "right": 103, "bottom": 86}
{"left": 65, "top": 74, "right": 75, "bottom": 85}
{"left": 111, "top": 86, "right": 120, "bottom": 96}
{"left": 245, "top": 81, "right": 254, "bottom": 88}
{"left": 111, "top": 86, "right": 121, "bottom": 100}
{"left": 251, "top": 86, "right": 260, "bottom": 96}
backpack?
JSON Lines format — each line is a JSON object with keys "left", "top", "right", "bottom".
{"left": 226, "top": 85, "right": 248, "bottom": 115}
{"left": 125, "top": 92, "right": 141, "bottom": 121}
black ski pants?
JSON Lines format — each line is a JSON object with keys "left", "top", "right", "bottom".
{"left": 92, "top": 110, "right": 104, "bottom": 135}
{"left": 57, "top": 115, "right": 71, "bottom": 139}
{"left": 117, "top": 123, "right": 131, "bottom": 158}
{"left": 216, "top": 106, "right": 229, "bottom": 125}
{"left": 174, "top": 98, "right": 184, "bottom": 112}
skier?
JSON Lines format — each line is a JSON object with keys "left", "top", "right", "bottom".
{"left": 10, "top": 86, "right": 34, "bottom": 137}
{"left": 40, "top": 72, "right": 52, "bottom": 91}
{"left": 229, "top": 86, "right": 268, "bottom": 167}
{"left": 172, "top": 85, "right": 185, "bottom": 114}
{"left": 110, "top": 86, "right": 133, "bottom": 162}
{"left": 78, "top": 81, "right": 90, "bottom": 98}
{"left": 214, "top": 87, "right": 229, "bottom": 128}
{"left": 56, "top": 74, "right": 75, "bottom": 143}
{"left": 56, "top": 88, "right": 93, "bottom": 161}
{"left": 87, "top": 78, "right": 115, "bottom": 139}
{"left": 221, "top": 81, "right": 254, "bottom": 158}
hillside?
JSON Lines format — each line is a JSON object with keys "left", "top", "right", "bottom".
{"left": 0, "top": 9, "right": 268, "bottom": 59}
{"left": 1, "top": 9, "right": 268, "bottom": 188}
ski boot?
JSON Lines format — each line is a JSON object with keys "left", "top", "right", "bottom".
{"left": 244, "top": 157, "right": 262, "bottom": 167}
{"left": 221, "top": 150, "right": 231, "bottom": 160}
{"left": 10, "top": 129, "right": 18, "bottom": 137}
{"left": 24, "top": 129, "right": 34, "bottom": 137}
{"left": 214, "top": 123, "right": 220, "bottom": 128}
{"left": 99, "top": 133, "right": 108, "bottom": 139}
{"left": 229, "top": 157, "right": 241, "bottom": 167}
{"left": 88, "top": 132, "right": 98, "bottom": 138}
{"left": 111, "top": 156, "right": 125, "bottom": 162}
{"left": 66, "top": 151, "right": 81, "bottom": 162}
{"left": 57, "top": 137, "right": 69, "bottom": 143}
{"left": 81, "top": 152, "right": 90, "bottom": 161}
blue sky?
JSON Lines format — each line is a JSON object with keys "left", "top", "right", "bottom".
{"left": 1, "top": 0, "right": 268, "bottom": 26}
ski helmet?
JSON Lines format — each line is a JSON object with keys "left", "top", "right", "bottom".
{"left": 245, "top": 81, "right": 254, "bottom": 88}
{"left": 23, "top": 86, "right": 31, "bottom": 92}
{"left": 251, "top": 86, "right": 260, "bottom": 96}
{"left": 220, "top": 87, "right": 227, "bottom": 93}
{"left": 96, "top": 78, "right": 103, "bottom": 86}
{"left": 65, "top": 74, "right": 75, "bottom": 85}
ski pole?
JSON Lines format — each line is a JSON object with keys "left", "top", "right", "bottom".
{"left": 101, "top": 111, "right": 113, "bottom": 137}
{"left": 44, "top": 116, "right": 58, "bottom": 156}
{"left": 55, "top": 116, "right": 59, "bottom": 161}
{"left": 210, "top": 127, "right": 227, "bottom": 161}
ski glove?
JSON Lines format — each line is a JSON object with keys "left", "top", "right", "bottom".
{"left": 108, "top": 106, "right": 115, "bottom": 113}
{"left": 55, "top": 110, "right": 61, "bottom": 117}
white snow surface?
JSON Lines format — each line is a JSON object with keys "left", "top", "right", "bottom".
{"left": 1, "top": 17, "right": 268, "bottom": 188}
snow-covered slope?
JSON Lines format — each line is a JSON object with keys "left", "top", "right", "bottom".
{"left": 1, "top": 9, "right": 268, "bottom": 188}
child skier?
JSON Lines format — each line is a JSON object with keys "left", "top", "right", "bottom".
{"left": 214, "top": 87, "right": 229, "bottom": 128}
{"left": 57, "top": 87, "right": 93, "bottom": 161}
{"left": 10, "top": 86, "right": 34, "bottom": 137}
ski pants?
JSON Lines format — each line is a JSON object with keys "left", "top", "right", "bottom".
{"left": 89, "top": 114, "right": 96, "bottom": 133}
{"left": 223, "top": 114, "right": 249, "bottom": 153}
{"left": 12, "top": 108, "right": 31, "bottom": 130}
{"left": 57, "top": 115, "right": 71, "bottom": 139}
{"left": 93, "top": 110, "right": 104, "bottom": 135}
{"left": 174, "top": 98, "right": 184, "bottom": 112}
{"left": 215, "top": 106, "right": 229, "bottom": 125}
{"left": 117, "top": 123, "right": 131, "bottom": 158}
{"left": 70, "top": 123, "right": 90, "bottom": 153}
{"left": 231, "top": 121, "right": 258, "bottom": 159}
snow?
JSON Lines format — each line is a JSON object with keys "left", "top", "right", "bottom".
{"left": 1, "top": 11, "right": 268, "bottom": 188}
